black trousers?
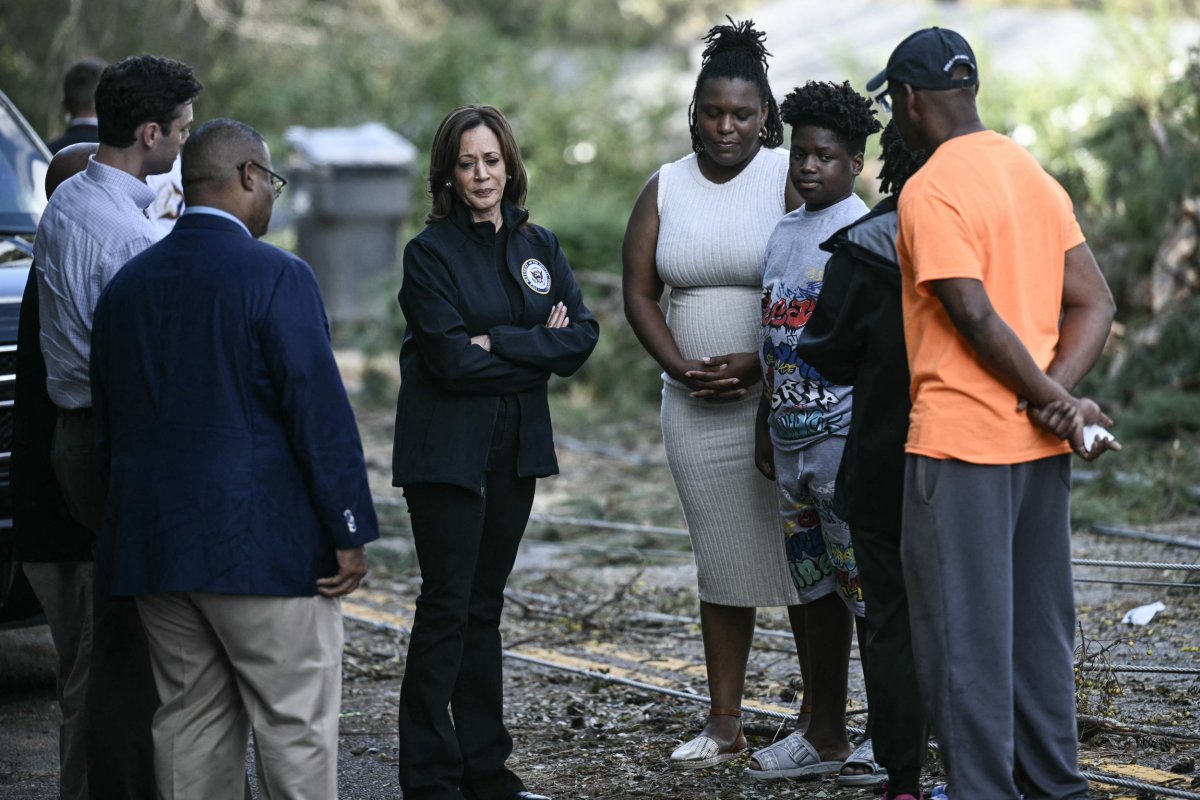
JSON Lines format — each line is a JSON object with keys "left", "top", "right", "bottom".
{"left": 52, "top": 411, "right": 159, "bottom": 799}
{"left": 852, "top": 523, "right": 928, "bottom": 794}
{"left": 398, "top": 399, "right": 536, "bottom": 800}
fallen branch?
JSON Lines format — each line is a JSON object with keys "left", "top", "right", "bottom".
{"left": 578, "top": 567, "right": 646, "bottom": 623}
{"left": 1077, "top": 713, "right": 1200, "bottom": 741}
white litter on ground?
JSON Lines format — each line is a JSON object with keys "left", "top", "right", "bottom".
{"left": 1121, "top": 601, "right": 1166, "bottom": 626}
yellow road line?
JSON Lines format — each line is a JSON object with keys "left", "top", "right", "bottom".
{"left": 508, "top": 646, "right": 802, "bottom": 719}
{"left": 582, "top": 641, "right": 708, "bottom": 678}
{"left": 350, "top": 589, "right": 412, "bottom": 609}
{"left": 341, "top": 604, "right": 800, "bottom": 718}
{"left": 341, "top": 603, "right": 1186, "bottom": 797}
{"left": 510, "top": 646, "right": 685, "bottom": 690}
{"left": 342, "top": 601, "right": 409, "bottom": 629}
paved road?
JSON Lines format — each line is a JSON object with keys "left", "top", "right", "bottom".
{"left": 0, "top": 626, "right": 58, "bottom": 799}
{"left": 0, "top": 615, "right": 400, "bottom": 799}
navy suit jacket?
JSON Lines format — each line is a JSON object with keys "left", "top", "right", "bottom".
{"left": 91, "top": 213, "right": 379, "bottom": 597}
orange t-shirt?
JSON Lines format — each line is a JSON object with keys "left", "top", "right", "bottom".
{"left": 897, "top": 130, "right": 1084, "bottom": 464}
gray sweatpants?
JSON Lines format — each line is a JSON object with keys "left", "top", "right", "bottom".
{"left": 901, "top": 454, "right": 1088, "bottom": 800}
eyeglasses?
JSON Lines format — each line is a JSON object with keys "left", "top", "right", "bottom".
{"left": 874, "top": 90, "right": 893, "bottom": 114}
{"left": 239, "top": 160, "right": 287, "bottom": 198}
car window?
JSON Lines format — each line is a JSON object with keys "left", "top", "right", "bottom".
{"left": 0, "top": 97, "right": 48, "bottom": 234}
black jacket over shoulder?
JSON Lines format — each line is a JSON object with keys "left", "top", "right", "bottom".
{"left": 392, "top": 200, "right": 599, "bottom": 493}
{"left": 794, "top": 196, "right": 910, "bottom": 532}
{"left": 12, "top": 273, "right": 93, "bottom": 562}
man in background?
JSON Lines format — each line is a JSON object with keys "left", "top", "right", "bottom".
{"left": 45, "top": 59, "right": 104, "bottom": 154}
{"left": 33, "top": 53, "right": 201, "bottom": 798}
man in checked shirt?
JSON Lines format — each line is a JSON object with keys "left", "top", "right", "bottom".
{"left": 32, "top": 54, "right": 201, "bottom": 799}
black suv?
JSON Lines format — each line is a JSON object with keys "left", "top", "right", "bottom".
{"left": 0, "top": 90, "right": 50, "bottom": 625}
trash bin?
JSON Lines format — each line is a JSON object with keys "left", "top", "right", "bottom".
{"left": 284, "top": 122, "right": 418, "bottom": 326}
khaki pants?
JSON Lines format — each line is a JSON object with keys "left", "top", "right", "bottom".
{"left": 22, "top": 561, "right": 94, "bottom": 800}
{"left": 135, "top": 592, "right": 343, "bottom": 800}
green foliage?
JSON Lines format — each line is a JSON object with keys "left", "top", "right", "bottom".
{"left": 1077, "top": 46, "right": 1200, "bottom": 304}
{"left": 974, "top": 8, "right": 1200, "bottom": 299}
{"left": 0, "top": 0, "right": 733, "bottom": 233}
{"left": 6, "top": 0, "right": 1198, "bottom": 460}
{"left": 1070, "top": 433, "right": 1200, "bottom": 528}
{"left": 975, "top": 7, "right": 1200, "bottom": 447}
{"left": 1078, "top": 44, "right": 1200, "bottom": 440}
{"left": 1117, "top": 388, "right": 1200, "bottom": 441}
{"left": 1106, "top": 296, "right": 1200, "bottom": 397}
{"left": 434, "top": 0, "right": 735, "bottom": 47}
{"left": 0, "top": 0, "right": 736, "bottom": 398}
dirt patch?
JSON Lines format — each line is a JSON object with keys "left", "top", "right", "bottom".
{"left": 338, "top": 521, "right": 1199, "bottom": 799}
{"left": 1, "top": 389, "right": 1197, "bottom": 799}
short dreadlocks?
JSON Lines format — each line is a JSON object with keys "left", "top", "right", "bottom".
{"left": 877, "top": 121, "right": 931, "bottom": 196}
{"left": 780, "top": 80, "right": 882, "bottom": 156}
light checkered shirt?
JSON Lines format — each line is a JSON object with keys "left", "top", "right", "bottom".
{"left": 35, "top": 157, "right": 162, "bottom": 409}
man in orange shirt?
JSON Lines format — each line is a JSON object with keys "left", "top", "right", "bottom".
{"left": 867, "top": 28, "right": 1119, "bottom": 799}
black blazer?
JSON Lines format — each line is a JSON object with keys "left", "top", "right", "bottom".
{"left": 392, "top": 200, "right": 599, "bottom": 493}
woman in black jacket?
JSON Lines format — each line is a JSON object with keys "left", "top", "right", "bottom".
{"left": 393, "top": 105, "right": 598, "bottom": 800}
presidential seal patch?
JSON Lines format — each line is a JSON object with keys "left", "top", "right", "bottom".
{"left": 521, "top": 259, "right": 551, "bottom": 295}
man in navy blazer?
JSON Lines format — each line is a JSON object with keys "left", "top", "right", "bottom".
{"left": 91, "top": 118, "right": 379, "bottom": 799}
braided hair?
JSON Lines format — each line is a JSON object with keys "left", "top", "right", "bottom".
{"left": 779, "top": 80, "right": 882, "bottom": 156}
{"left": 877, "top": 121, "right": 931, "bottom": 196}
{"left": 688, "top": 18, "right": 784, "bottom": 155}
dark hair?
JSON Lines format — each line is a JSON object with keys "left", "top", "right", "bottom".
{"left": 780, "top": 80, "right": 882, "bottom": 155}
{"left": 62, "top": 58, "right": 106, "bottom": 116}
{"left": 877, "top": 121, "right": 931, "bottom": 196}
{"left": 181, "top": 118, "right": 266, "bottom": 191}
{"left": 426, "top": 105, "right": 528, "bottom": 224}
{"left": 94, "top": 55, "right": 202, "bottom": 148}
{"left": 688, "top": 18, "right": 784, "bottom": 155}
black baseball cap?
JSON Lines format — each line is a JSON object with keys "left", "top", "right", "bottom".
{"left": 866, "top": 27, "right": 978, "bottom": 98}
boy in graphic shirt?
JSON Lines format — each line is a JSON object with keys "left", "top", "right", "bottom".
{"left": 747, "top": 81, "right": 885, "bottom": 784}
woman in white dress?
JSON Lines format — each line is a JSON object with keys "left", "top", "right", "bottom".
{"left": 621, "top": 18, "right": 806, "bottom": 769}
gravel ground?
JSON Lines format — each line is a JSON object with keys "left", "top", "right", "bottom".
{"left": 1, "top": 395, "right": 1197, "bottom": 799}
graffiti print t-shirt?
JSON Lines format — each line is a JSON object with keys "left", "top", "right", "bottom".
{"left": 760, "top": 193, "right": 869, "bottom": 450}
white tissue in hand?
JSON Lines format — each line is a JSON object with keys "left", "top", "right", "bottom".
{"left": 1082, "top": 423, "right": 1113, "bottom": 451}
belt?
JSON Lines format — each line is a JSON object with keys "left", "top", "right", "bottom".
{"left": 58, "top": 406, "right": 94, "bottom": 420}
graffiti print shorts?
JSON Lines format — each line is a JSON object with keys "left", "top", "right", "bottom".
{"left": 773, "top": 437, "right": 864, "bottom": 616}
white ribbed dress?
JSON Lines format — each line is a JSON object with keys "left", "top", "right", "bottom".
{"left": 655, "top": 148, "right": 801, "bottom": 607}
